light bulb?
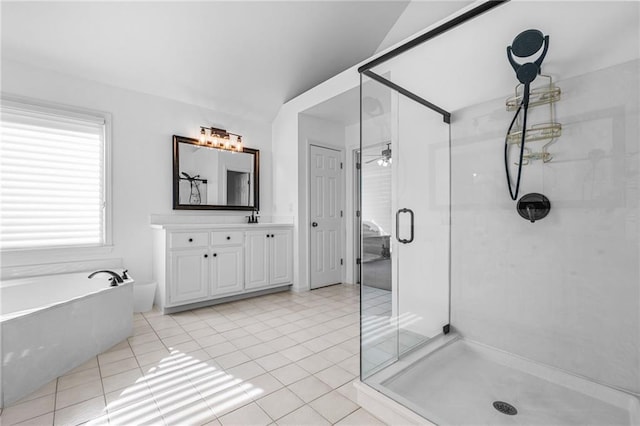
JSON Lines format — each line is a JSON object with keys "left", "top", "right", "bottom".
{"left": 199, "top": 128, "right": 206, "bottom": 143}
{"left": 377, "top": 159, "right": 383, "bottom": 166}
{"left": 388, "top": 157, "right": 392, "bottom": 164}
{"left": 225, "top": 137, "right": 230, "bottom": 149}
{"left": 237, "top": 136, "right": 243, "bottom": 151}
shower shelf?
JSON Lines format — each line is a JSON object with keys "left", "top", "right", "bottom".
{"left": 506, "top": 122, "right": 562, "bottom": 144}
{"left": 505, "top": 75, "right": 561, "bottom": 164}
{"left": 506, "top": 84, "right": 561, "bottom": 111}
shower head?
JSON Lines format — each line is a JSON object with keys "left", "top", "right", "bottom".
{"left": 507, "top": 29, "right": 549, "bottom": 85}
{"left": 511, "top": 29, "right": 545, "bottom": 57}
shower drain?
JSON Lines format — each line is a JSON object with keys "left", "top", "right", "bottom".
{"left": 493, "top": 401, "right": 518, "bottom": 416}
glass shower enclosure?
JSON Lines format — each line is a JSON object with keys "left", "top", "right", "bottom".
{"left": 358, "top": 1, "right": 640, "bottom": 425}
{"left": 360, "top": 74, "right": 450, "bottom": 379}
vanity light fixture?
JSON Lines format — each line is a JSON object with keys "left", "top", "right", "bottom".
{"left": 198, "top": 126, "right": 244, "bottom": 152}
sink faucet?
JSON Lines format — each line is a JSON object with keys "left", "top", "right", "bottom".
{"left": 88, "top": 270, "right": 124, "bottom": 286}
{"left": 246, "top": 209, "right": 259, "bottom": 224}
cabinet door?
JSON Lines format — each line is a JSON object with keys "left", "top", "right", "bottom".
{"left": 211, "top": 246, "right": 244, "bottom": 296}
{"left": 270, "top": 229, "right": 293, "bottom": 286}
{"left": 245, "top": 231, "right": 270, "bottom": 290}
{"left": 169, "top": 249, "right": 209, "bottom": 304}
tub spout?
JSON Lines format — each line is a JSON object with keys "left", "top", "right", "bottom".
{"left": 88, "top": 270, "right": 124, "bottom": 285}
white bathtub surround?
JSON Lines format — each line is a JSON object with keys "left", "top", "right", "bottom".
{"left": 152, "top": 223, "right": 293, "bottom": 314}
{"left": 0, "top": 284, "right": 369, "bottom": 426}
{"left": 0, "top": 271, "right": 133, "bottom": 407}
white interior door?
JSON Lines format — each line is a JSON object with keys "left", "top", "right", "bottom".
{"left": 310, "top": 144, "right": 343, "bottom": 289}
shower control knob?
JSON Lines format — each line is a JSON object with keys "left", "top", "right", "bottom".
{"left": 517, "top": 193, "right": 551, "bottom": 223}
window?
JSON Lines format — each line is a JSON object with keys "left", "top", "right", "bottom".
{"left": 0, "top": 98, "right": 111, "bottom": 251}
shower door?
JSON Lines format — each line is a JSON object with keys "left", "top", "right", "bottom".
{"left": 360, "top": 74, "right": 450, "bottom": 379}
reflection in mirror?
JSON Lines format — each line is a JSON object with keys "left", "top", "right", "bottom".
{"left": 173, "top": 135, "right": 259, "bottom": 210}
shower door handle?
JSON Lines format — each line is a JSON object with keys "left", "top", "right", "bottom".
{"left": 396, "top": 208, "right": 414, "bottom": 244}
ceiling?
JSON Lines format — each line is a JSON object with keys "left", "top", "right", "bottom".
{"left": 1, "top": 1, "right": 415, "bottom": 122}
{"left": 301, "top": 0, "right": 472, "bottom": 125}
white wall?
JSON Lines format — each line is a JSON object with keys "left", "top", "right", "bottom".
{"left": 272, "top": 67, "right": 360, "bottom": 291}
{"left": 1, "top": 60, "right": 273, "bottom": 282}
{"left": 451, "top": 59, "right": 640, "bottom": 393}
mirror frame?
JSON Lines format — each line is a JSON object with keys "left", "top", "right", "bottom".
{"left": 172, "top": 135, "right": 260, "bottom": 211}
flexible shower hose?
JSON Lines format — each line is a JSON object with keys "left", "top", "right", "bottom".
{"left": 504, "top": 96, "right": 529, "bottom": 201}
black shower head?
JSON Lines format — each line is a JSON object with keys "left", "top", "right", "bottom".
{"left": 511, "top": 29, "right": 545, "bottom": 58}
{"left": 507, "top": 29, "right": 549, "bottom": 85}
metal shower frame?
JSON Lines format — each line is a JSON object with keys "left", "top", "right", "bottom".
{"left": 358, "top": 0, "right": 509, "bottom": 123}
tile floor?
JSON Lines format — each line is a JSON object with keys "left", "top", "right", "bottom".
{"left": 1, "top": 284, "right": 386, "bottom": 426}
{"left": 360, "top": 286, "right": 426, "bottom": 377}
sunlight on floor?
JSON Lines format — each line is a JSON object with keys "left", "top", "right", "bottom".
{"left": 86, "top": 349, "right": 265, "bottom": 425}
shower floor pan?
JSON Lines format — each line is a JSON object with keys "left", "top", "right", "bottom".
{"left": 377, "top": 337, "right": 639, "bottom": 425}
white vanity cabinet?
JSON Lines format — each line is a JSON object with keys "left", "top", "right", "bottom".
{"left": 152, "top": 223, "right": 293, "bottom": 313}
{"left": 170, "top": 248, "right": 210, "bottom": 304}
{"left": 210, "top": 245, "right": 243, "bottom": 296}
{"left": 245, "top": 229, "right": 293, "bottom": 290}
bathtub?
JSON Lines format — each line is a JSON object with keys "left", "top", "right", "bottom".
{"left": 0, "top": 271, "right": 133, "bottom": 407}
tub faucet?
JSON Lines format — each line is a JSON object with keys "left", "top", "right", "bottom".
{"left": 88, "top": 270, "right": 124, "bottom": 286}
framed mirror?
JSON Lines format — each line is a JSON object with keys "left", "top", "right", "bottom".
{"left": 173, "top": 135, "right": 259, "bottom": 210}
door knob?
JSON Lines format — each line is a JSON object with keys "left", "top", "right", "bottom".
{"left": 312, "top": 222, "right": 318, "bottom": 227}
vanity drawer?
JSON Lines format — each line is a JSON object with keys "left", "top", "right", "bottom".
{"left": 211, "top": 231, "right": 244, "bottom": 246}
{"left": 169, "top": 232, "right": 209, "bottom": 249}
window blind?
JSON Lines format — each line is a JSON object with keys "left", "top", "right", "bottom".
{"left": 0, "top": 101, "right": 107, "bottom": 250}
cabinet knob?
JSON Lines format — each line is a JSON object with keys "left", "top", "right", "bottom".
{"left": 271, "top": 234, "right": 274, "bottom": 238}
{"left": 189, "top": 238, "right": 193, "bottom": 242}
{"left": 266, "top": 234, "right": 270, "bottom": 238}
{"left": 213, "top": 253, "right": 217, "bottom": 257}
{"left": 204, "top": 254, "right": 208, "bottom": 258}
{"left": 226, "top": 236, "right": 231, "bottom": 240}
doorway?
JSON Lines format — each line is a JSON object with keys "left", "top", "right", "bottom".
{"left": 226, "top": 170, "right": 250, "bottom": 206}
{"left": 309, "top": 144, "right": 344, "bottom": 289}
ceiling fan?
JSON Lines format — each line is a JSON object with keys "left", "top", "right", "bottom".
{"left": 364, "top": 143, "right": 392, "bottom": 167}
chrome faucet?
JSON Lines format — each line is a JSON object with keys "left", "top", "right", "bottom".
{"left": 88, "top": 270, "right": 124, "bottom": 286}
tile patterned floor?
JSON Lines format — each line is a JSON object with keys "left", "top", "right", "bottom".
{"left": 361, "top": 286, "right": 430, "bottom": 378}
{"left": 1, "top": 284, "right": 386, "bottom": 426}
